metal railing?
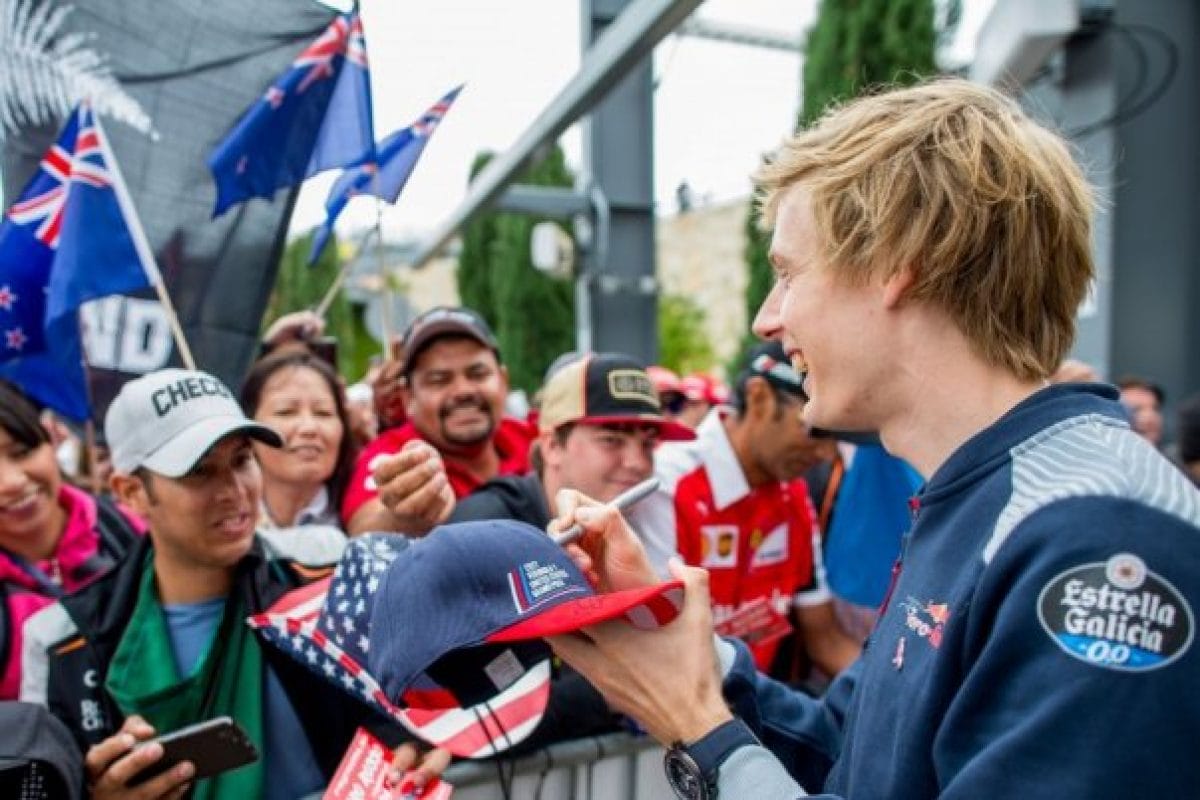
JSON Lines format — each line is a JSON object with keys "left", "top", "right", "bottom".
{"left": 445, "top": 732, "right": 672, "bottom": 800}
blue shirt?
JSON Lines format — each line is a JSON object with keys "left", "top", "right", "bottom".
{"left": 162, "top": 598, "right": 325, "bottom": 800}
{"left": 824, "top": 443, "right": 922, "bottom": 607}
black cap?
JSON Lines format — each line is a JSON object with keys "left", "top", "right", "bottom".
{"left": 402, "top": 307, "right": 500, "bottom": 375}
{"left": 743, "top": 341, "right": 806, "bottom": 398}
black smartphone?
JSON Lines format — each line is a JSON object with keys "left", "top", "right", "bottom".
{"left": 127, "top": 716, "right": 258, "bottom": 787}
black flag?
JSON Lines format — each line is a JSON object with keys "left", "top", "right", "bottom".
{"left": 1, "top": 0, "right": 336, "bottom": 419}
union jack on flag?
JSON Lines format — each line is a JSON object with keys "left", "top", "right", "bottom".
{"left": 308, "top": 84, "right": 464, "bottom": 264}
{"left": 0, "top": 104, "right": 156, "bottom": 420}
{"left": 208, "top": 11, "right": 375, "bottom": 216}
{"left": 248, "top": 534, "right": 551, "bottom": 759}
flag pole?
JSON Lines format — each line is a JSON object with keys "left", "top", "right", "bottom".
{"left": 91, "top": 107, "right": 197, "bottom": 370}
{"left": 84, "top": 419, "right": 103, "bottom": 496}
{"left": 313, "top": 226, "right": 379, "bottom": 319}
{"left": 371, "top": 170, "right": 393, "bottom": 359}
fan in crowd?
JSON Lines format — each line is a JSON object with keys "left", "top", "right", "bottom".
{"left": 240, "top": 349, "right": 357, "bottom": 533}
{"left": 0, "top": 381, "right": 142, "bottom": 702}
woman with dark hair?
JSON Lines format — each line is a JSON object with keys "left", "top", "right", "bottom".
{"left": 0, "top": 381, "right": 141, "bottom": 699}
{"left": 240, "top": 350, "right": 357, "bottom": 531}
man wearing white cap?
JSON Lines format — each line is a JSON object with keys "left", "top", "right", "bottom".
{"left": 20, "top": 369, "right": 447, "bottom": 800}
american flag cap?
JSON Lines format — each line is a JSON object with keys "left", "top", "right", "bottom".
{"left": 248, "top": 533, "right": 551, "bottom": 758}
{"left": 368, "top": 521, "right": 684, "bottom": 720}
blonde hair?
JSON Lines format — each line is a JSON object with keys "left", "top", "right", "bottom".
{"left": 755, "top": 79, "right": 1095, "bottom": 381}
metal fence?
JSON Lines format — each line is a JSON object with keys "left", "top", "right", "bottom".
{"left": 444, "top": 732, "right": 672, "bottom": 800}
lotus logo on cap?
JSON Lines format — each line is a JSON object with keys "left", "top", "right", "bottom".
{"left": 607, "top": 369, "right": 656, "bottom": 405}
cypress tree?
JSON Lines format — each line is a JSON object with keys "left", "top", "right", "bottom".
{"left": 264, "top": 229, "right": 378, "bottom": 381}
{"left": 738, "top": 0, "right": 937, "bottom": 370}
{"left": 456, "top": 145, "right": 576, "bottom": 394}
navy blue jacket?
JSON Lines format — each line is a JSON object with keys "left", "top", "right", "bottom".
{"left": 716, "top": 384, "right": 1200, "bottom": 798}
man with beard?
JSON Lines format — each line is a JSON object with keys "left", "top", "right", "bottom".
{"left": 636, "top": 341, "right": 861, "bottom": 679}
{"left": 343, "top": 307, "right": 536, "bottom": 535}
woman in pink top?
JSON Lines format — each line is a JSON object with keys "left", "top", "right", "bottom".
{"left": 0, "top": 381, "right": 142, "bottom": 699}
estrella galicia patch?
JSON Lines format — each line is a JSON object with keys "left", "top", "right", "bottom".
{"left": 1037, "top": 553, "right": 1193, "bottom": 672}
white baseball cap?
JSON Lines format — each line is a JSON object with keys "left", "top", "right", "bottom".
{"left": 105, "top": 368, "right": 282, "bottom": 477}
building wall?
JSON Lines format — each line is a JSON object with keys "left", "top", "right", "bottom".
{"left": 656, "top": 197, "right": 752, "bottom": 372}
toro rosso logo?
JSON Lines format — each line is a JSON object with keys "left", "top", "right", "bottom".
{"left": 1038, "top": 553, "right": 1194, "bottom": 672}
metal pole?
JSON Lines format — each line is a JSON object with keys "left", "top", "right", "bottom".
{"left": 404, "top": 0, "right": 702, "bottom": 272}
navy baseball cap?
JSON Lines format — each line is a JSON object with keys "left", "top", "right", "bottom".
{"left": 249, "top": 534, "right": 553, "bottom": 758}
{"left": 369, "top": 520, "right": 684, "bottom": 718}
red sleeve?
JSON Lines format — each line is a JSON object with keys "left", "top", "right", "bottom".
{"left": 673, "top": 471, "right": 706, "bottom": 566}
{"left": 341, "top": 429, "right": 407, "bottom": 524}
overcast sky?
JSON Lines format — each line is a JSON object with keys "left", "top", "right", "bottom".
{"left": 295, "top": 0, "right": 996, "bottom": 245}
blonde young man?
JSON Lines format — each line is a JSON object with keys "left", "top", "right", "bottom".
{"left": 546, "top": 80, "right": 1200, "bottom": 799}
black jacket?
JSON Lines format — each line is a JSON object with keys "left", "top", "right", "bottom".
{"left": 450, "top": 472, "right": 551, "bottom": 529}
{"left": 23, "top": 532, "right": 399, "bottom": 777}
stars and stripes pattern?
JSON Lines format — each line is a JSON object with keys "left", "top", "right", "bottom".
{"left": 248, "top": 534, "right": 551, "bottom": 758}
{"left": 307, "top": 84, "right": 463, "bottom": 264}
{"left": 208, "top": 11, "right": 375, "bottom": 216}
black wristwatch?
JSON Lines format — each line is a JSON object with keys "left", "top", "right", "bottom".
{"left": 664, "top": 718, "right": 759, "bottom": 800}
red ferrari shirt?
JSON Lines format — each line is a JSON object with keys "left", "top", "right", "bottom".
{"left": 635, "top": 409, "right": 830, "bottom": 668}
{"left": 341, "top": 418, "right": 535, "bottom": 524}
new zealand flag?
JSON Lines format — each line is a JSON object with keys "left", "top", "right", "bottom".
{"left": 208, "top": 11, "right": 375, "bottom": 216}
{"left": 309, "top": 84, "right": 464, "bottom": 264}
{"left": 0, "top": 105, "right": 156, "bottom": 420}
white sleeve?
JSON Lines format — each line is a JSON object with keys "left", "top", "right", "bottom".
{"left": 626, "top": 489, "right": 678, "bottom": 580}
{"left": 20, "top": 602, "right": 76, "bottom": 705}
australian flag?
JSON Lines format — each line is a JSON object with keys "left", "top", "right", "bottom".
{"left": 0, "top": 105, "right": 156, "bottom": 420}
{"left": 208, "top": 11, "right": 375, "bottom": 217}
{"left": 308, "top": 84, "right": 464, "bottom": 264}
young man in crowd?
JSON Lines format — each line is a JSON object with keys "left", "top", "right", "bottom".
{"left": 21, "top": 369, "right": 445, "bottom": 799}
{"left": 637, "top": 342, "right": 860, "bottom": 680}
{"left": 547, "top": 79, "right": 1200, "bottom": 798}
{"left": 343, "top": 306, "right": 535, "bottom": 536}
{"left": 452, "top": 351, "right": 692, "bottom": 529}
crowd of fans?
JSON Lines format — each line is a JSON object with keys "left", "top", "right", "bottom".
{"left": 5, "top": 293, "right": 1196, "bottom": 797}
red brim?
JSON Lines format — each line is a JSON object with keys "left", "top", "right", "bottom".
{"left": 487, "top": 580, "right": 685, "bottom": 642}
{"left": 573, "top": 414, "right": 696, "bottom": 442}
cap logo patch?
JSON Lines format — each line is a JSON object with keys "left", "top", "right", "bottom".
{"left": 607, "top": 370, "right": 657, "bottom": 406}
{"left": 150, "top": 376, "right": 233, "bottom": 417}
{"left": 1038, "top": 553, "right": 1193, "bottom": 672}
{"left": 507, "top": 560, "right": 585, "bottom": 615}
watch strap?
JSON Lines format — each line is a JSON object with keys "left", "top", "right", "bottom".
{"left": 686, "top": 717, "right": 759, "bottom": 784}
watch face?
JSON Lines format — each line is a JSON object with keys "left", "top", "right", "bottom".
{"left": 665, "top": 748, "right": 706, "bottom": 800}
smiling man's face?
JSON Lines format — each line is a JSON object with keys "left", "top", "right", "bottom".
{"left": 753, "top": 186, "right": 896, "bottom": 433}
{"left": 405, "top": 336, "right": 509, "bottom": 455}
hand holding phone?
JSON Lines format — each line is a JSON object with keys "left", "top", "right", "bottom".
{"left": 128, "top": 716, "right": 258, "bottom": 788}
